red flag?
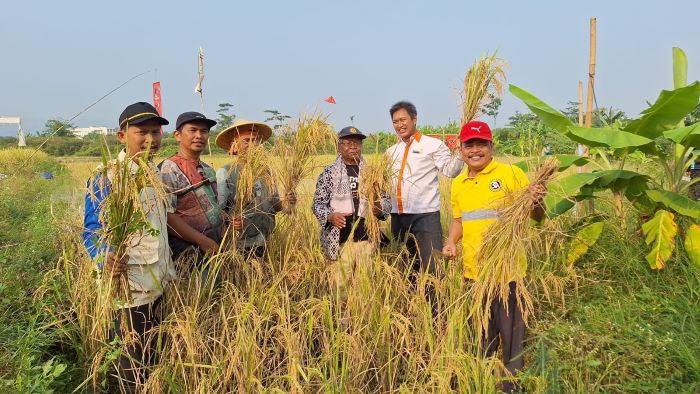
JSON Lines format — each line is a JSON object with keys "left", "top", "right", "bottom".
{"left": 152, "top": 82, "right": 163, "bottom": 115}
{"left": 324, "top": 96, "right": 336, "bottom": 104}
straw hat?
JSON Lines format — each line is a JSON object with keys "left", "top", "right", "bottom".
{"left": 215, "top": 118, "right": 273, "bottom": 151}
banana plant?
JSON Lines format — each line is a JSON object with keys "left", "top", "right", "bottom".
{"left": 510, "top": 47, "right": 700, "bottom": 269}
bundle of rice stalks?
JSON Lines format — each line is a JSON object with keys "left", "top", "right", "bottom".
{"left": 223, "top": 142, "right": 275, "bottom": 242}
{"left": 90, "top": 146, "right": 166, "bottom": 306}
{"left": 358, "top": 153, "right": 393, "bottom": 246}
{"left": 469, "top": 157, "right": 559, "bottom": 342}
{"left": 272, "top": 112, "right": 336, "bottom": 213}
{"left": 461, "top": 53, "right": 507, "bottom": 125}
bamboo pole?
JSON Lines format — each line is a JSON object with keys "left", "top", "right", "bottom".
{"left": 585, "top": 17, "right": 597, "bottom": 214}
{"left": 585, "top": 17, "right": 597, "bottom": 128}
{"left": 576, "top": 81, "right": 585, "bottom": 217}
{"left": 578, "top": 81, "right": 584, "bottom": 127}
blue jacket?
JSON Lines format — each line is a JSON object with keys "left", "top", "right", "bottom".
{"left": 82, "top": 174, "right": 110, "bottom": 268}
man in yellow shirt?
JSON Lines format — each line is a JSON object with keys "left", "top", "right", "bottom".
{"left": 443, "top": 120, "right": 545, "bottom": 393}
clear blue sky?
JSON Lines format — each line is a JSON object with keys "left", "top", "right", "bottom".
{"left": 1, "top": 0, "right": 698, "bottom": 137}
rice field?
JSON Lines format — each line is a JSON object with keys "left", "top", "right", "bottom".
{"left": 1, "top": 149, "right": 699, "bottom": 393}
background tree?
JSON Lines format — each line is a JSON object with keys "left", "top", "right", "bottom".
{"left": 481, "top": 95, "right": 502, "bottom": 126}
{"left": 495, "top": 111, "right": 576, "bottom": 156}
{"left": 560, "top": 101, "right": 581, "bottom": 123}
{"left": 38, "top": 118, "right": 75, "bottom": 137}
{"left": 213, "top": 102, "right": 236, "bottom": 133}
{"left": 264, "top": 109, "right": 291, "bottom": 131}
{"left": 596, "top": 107, "right": 628, "bottom": 127}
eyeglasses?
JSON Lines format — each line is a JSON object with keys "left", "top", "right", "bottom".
{"left": 339, "top": 140, "right": 363, "bottom": 147}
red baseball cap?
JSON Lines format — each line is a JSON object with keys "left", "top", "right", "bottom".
{"left": 459, "top": 121, "right": 492, "bottom": 142}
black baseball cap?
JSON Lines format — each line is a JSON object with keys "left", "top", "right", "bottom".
{"left": 338, "top": 126, "right": 367, "bottom": 140}
{"left": 175, "top": 111, "right": 217, "bottom": 130}
{"left": 118, "top": 102, "right": 169, "bottom": 129}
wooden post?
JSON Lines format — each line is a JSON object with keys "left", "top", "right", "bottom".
{"left": 585, "top": 17, "right": 597, "bottom": 214}
{"left": 574, "top": 81, "right": 586, "bottom": 217}
{"left": 585, "top": 17, "right": 597, "bottom": 128}
{"left": 578, "top": 81, "right": 584, "bottom": 127}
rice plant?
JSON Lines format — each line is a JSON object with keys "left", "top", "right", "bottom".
{"left": 461, "top": 53, "right": 507, "bottom": 125}
{"left": 271, "top": 112, "right": 336, "bottom": 213}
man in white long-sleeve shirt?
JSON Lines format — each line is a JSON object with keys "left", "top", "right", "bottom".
{"left": 386, "top": 101, "right": 464, "bottom": 278}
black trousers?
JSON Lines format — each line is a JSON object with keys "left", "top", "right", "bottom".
{"left": 390, "top": 211, "right": 443, "bottom": 276}
{"left": 109, "top": 297, "right": 162, "bottom": 391}
{"left": 483, "top": 282, "right": 525, "bottom": 392}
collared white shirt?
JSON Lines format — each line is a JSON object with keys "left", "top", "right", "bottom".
{"left": 386, "top": 132, "right": 464, "bottom": 214}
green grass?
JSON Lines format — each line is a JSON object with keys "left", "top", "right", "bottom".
{"left": 0, "top": 151, "right": 78, "bottom": 392}
{"left": 524, "top": 220, "right": 700, "bottom": 393}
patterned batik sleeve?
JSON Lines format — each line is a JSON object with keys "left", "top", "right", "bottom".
{"left": 378, "top": 191, "right": 392, "bottom": 220}
{"left": 311, "top": 167, "right": 332, "bottom": 227}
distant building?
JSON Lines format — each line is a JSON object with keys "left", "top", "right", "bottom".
{"left": 71, "top": 126, "right": 116, "bottom": 139}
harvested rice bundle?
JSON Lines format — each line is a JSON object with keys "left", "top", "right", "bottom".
{"left": 225, "top": 142, "right": 275, "bottom": 238}
{"left": 273, "top": 112, "right": 336, "bottom": 213}
{"left": 358, "top": 153, "right": 393, "bottom": 245}
{"left": 90, "top": 145, "right": 166, "bottom": 306}
{"left": 461, "top": 53, "right": 507, "bottom": 125}
{"left": 469, "top": 157, "right": 558, "bottom": 339}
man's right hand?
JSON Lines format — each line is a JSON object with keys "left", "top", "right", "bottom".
{"left": 104, "top": 252, "right": 127, "bottom": 278}
{"left": 328, "top": 212, "right": 350, "bottom": 229}
{"left": 442, "top": 243, "right": 458, "bottom": 259}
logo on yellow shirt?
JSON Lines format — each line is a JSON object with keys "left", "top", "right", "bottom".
{"left": 489, "top": 179, "right": 502, "bottom": 191}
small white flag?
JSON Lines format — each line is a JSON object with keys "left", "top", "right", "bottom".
{"left": 195, "top": 47, "right": 204, "bottom": 95}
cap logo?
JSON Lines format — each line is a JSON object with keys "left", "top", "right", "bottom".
{"left": 471, "top": 125, "right": 483, "bottom": 133}
{"left": 350, "top": 127, "right": 357, "bottom": 134}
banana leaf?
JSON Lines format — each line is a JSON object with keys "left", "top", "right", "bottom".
{"left": 641, "top": 209, "right": 678, "bottom": 269}
{"left": 514, "top": 154, "right": 588, "bottom": 173}
{"left": 568, "top": 126, "right": 654, "bottom": 149}
{"left": 683, "top": 224, "right": 700, "bottom": 269}
{"left": 566, "top": 221, "right": 605, "bottom": 266}
{"left": 509, "top": 84, "right": 574, "bottom": 135}
{"left": 663, "top": 123, "right": 700, "bottom": 148}
{"left": 543, "top": 170, "right": 650, "bottom": 217}
{"left": 624, "top": 81, "right": 700, "bottom": 140}
{"left": 646, "top": 189, "right": 700, "bottom": 219}
{"left": 673, "top": 47, "right": 688, "bottom": 89}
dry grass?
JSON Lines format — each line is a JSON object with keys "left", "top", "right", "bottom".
{"left": 461, "top": 53, "right": 507, "bottom": 125}
{"left": 44, "top": 175, "right": 511, "bottom": 392}
{"left": 0, "top": 148, "right": 50, "bottom": 174}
